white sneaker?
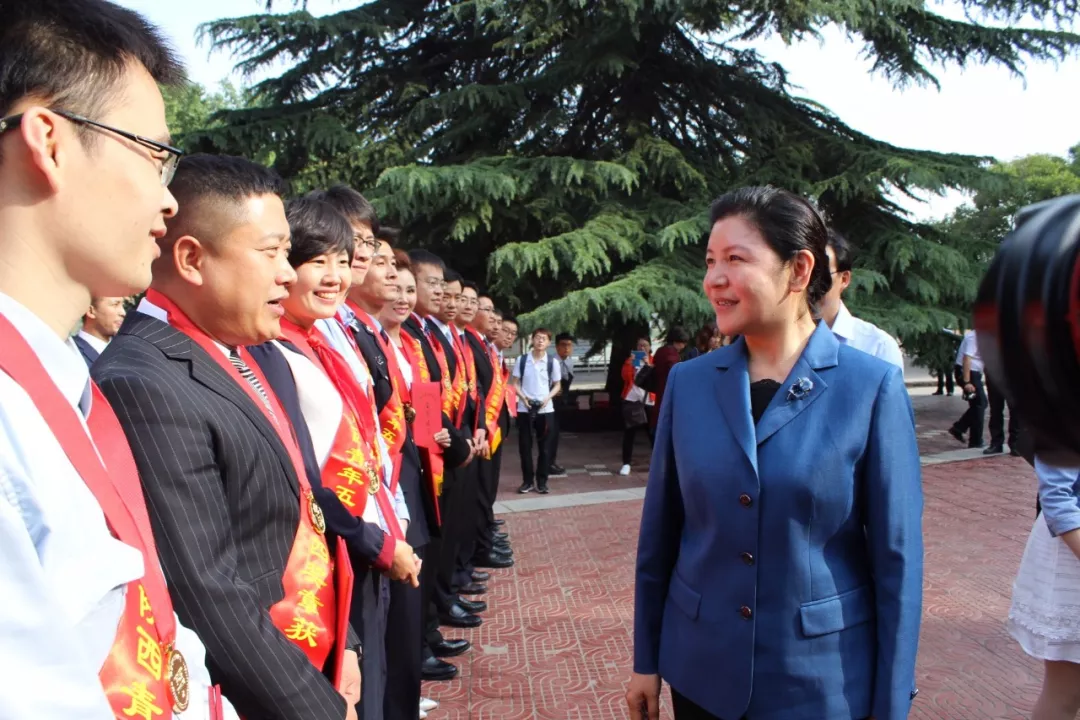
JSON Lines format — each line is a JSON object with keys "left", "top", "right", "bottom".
{"left": 420, "top": 698, "right": 439, "bottom": 712}
{"left": 419, "top": 711, "right": 428, "bottom": 720}
{"left": 619, "top": 464, "right": 631, "bottom": 476}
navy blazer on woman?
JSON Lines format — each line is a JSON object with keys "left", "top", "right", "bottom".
{"left": 634, "top": 322, "right": 923, "bottom": 720}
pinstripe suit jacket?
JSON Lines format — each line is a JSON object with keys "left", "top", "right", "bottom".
{"left": 93, "top": 312, "right": 348, "bottom": 720}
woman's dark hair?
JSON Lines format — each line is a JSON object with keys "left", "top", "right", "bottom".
{"left": 709, "top": 186, "right": 832, "bottom": 308}
{"left": 309, "top": 185, "right": 380, "bottom": 234}
{"left": 284, "top": 196, "right": 354, "bottom": 268}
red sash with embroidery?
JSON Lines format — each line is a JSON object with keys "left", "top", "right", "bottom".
{"left": 418, "top": 317, "right": 458, "bottom": 421}
{"left": 348, "top": 305, "right": 409, "bottom": 490}
{"left": 0, "top": 312, "right": 196, "bottom": 717}
{"left": 471, "top": 330, "right": 508, "bottom": 454}
{"left": 451, "top": 327, "right": 480, "bottom": 430}
{"left": 145, "top": 290, "right": 338, "bottom": 671}
{"left": 279, "top": 319, "right": 380, "bottom": 521}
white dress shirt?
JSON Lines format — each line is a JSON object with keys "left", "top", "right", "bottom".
{"left": 76, "top": 330, "right": 109, "bottom": 355}
{"left": 957, "top": 330, "right": 984, "bottom": 374}
{"left": 830, "top": 302, "right": 905, "bottom": 374}
{"left": 0, "top": 292, "right": 232, "bottom": 719}
{"left": 512, "top": 352, "right": 561, "bottom": 414}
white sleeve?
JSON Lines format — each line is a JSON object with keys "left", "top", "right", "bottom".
{"left": 0, "top": 468, "right": 117, "bottom": 719}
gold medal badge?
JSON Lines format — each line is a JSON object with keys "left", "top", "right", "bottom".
{"left": 308, "top": 493, "right": 327, "bottom": 534}
{"left": 403, "top": 402, "right": 416, "bottom": 424}
{"left": 367, "top": 466, "right": 381, "bottom": 495}
{"left": 166, "top": 646, "right": 190, "bottom": 712}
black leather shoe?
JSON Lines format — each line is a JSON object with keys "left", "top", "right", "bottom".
{"left": 492, "top": 531, "right": 509, "bottom": 542}
{"left": 492, "top": 546, "right": 513, "bottom": 559}
{"left": 493, "top": 540, "right": 512, "bottom": 552}
{"left": 1010, "top": 447, "right": 1021, "bottom": 457}
{"left": 983, "top": 445, "right": 1004, "bottom": 455}
{"left": 460, "top": 582, "right": 487, "bottom": 595}
{"left": 471, "top": 570, "right": 490, "bottom": 582}
{"left": 474, "top": 552, "right": 514, "bottom": 569}
{"left": 438, "top": 603, "right": 482, "bottom": 628}
{"left": 456, "top": 597, "right": 488, "bottom": 614}
{"left": 948, "top": 426, "right": 965, "bottom": 444}
{"left": 431, "top": 638, "right": 471, "bottom": 658}
{"left": 549, "top": 464, "right": 566, "bottom": 475}
{"left": 421, "top": 656, "right": 459, "bottom": 681}
{"left": 493, "top": 519, "right": 505, "bottom": 527}
{"left": 517, "top": 483, "right": 534, "bottom": 494}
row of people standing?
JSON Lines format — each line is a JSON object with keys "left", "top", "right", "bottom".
{"left": 0, "top": 4, "right": 519, "bottom": 718}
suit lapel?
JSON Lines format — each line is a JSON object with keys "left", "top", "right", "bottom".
{"left": 126, "top": 314, "right": 301, "bottom": 494}
{"left": 754, "top": 322, "right": 837, "bottom": 447}
{"left": 713, "top": 349, "right": 758, "bottom": 474}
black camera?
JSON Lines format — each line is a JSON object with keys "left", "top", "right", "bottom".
{"left": 974, "top": 194, "right": 1080, "bottom": 465}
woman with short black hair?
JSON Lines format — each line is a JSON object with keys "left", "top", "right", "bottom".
{"left": 628, "top": 186, "right": 923, "bottom": 720}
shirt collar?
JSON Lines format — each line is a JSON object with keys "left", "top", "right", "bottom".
{"left": 337, "top": 303, "right": 357, "bottom": 327}
{"left": 77, "top": 329, "right": 109, "bottom": 354}
{"left": 138, "top": 296, "right": 232, "bottom": 359}
{"left": 428, "top": 316, "right": 453, "bottom": 341}
{"left": 830, "top": 302, "right": 856, "bottom": 342}
{"left": 0, "top": 291, "right": 91, "bottom": 414}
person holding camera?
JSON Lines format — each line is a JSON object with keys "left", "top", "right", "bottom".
{"left": 948, "top": 329, "right": 988, "bottom": 448}
{"left": 510, "top": 328, "right": 561, "bottom": 494}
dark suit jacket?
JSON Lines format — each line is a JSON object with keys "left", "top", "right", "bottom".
{"left": 402, "top": 317, "right": 471, "bottom": 468}
{"left": 73, "top": 334, "right": 99, "bottom": 368}
{"left": 426, "top": 322, "right": 481, "bottom": 431}
{"left": 248, "top": 341, "right": 393, "bottom": 570}
{"left": 93, "top": 312, "right": 349, "bottom": 720}
{"left": 343, "top": 315, "right": 435, "bottom": 547}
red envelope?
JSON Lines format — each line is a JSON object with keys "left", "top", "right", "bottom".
{"left": 330, "top": 536, "right": 355, "bottom": 689}
{"left": 412, "top": 381, "right": 443, "bottom": 449}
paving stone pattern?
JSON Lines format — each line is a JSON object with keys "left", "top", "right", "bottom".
{"left": 430, "top": 405, "right": 1043, "bottom": 718}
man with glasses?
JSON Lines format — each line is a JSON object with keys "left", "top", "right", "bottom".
{"left": 0, "top": 2, "right": 228, "bottom": 718}
{"left": 818, "top": 230, "right": 905, "bottom": 373}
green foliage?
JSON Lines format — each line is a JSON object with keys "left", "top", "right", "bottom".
{"left": 188, "top": 0, "right": 1080, "bottom": 346}
{"left": 162, "top": 80, "right": 262, "bottom": 150}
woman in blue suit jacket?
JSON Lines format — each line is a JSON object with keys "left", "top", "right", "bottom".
{"left": 628, "top": 187, "right": 923, "bottom": 720}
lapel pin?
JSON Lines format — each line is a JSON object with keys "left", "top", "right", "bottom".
{"left": 787, "top": 376, "right": 813, "bottom": 401}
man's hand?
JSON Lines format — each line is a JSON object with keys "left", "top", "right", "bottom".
{"left": 625, "top": 673, "right": 661, "bottom": 720}
{"left": 337, "top": 649, "right": 361, "bottom": 708}
{"left": 389, "top": 539, "right": 420, "bottom": 587}
{"left": 433, "top": 428, "right": 451, "bottom": 448}
{"left": 345, "top": 704, "right": 358, "bottom": 720}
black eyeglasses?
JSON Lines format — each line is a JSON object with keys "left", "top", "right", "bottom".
{"left": 0, "top": 109, "right": 183, "bottom": 186}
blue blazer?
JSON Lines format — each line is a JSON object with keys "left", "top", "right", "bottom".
{"left": 72, "top": 334, "right": 99, "bottom": 368}
{"left": 634, "top": 322, "right": 923, "bottom": 720}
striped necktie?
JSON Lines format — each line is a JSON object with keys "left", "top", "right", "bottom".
{"left": 229, "top": 349, "right": 275, "bottom": 418}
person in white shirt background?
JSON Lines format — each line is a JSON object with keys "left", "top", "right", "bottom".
{"left": 74, "top": 296, "right": 127, "bottom": 367}
{"left": 0, "top": 1, "right": 232, "bottom": 717}
{"left": 948, "top": 328, "right": 989, "bottom": 449}
{"left": 818, "top": 229, "right": 905, "bottom": 374}
{"left": 511, "top": 328, "right": 562, "bottom": 494}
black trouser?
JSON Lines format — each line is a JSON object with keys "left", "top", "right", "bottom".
{"left": 518, "top": 412, "right": 552, "bottom": 488}
{"left": 384, "top": 550, "right": 423, "bottom": 720}
{"left": 548, "top": 406, "right": 562, "bottom": 467}
{"left": 936, "top": 366, "right": 954, "bottom": 394}
{"left": 952, "top": 366, "right": 987, "bottom": 447}
{"left": 419, "top": 542, "right": 442, "bottom": 660}
{"left": 353, "top": 565, "right": 388, "bottom": 720}
{"left": 472, "top": 441, "right": 503, "bottom": 558}
{"left": 454, "top": 458, "right": 484, "bottom": 585}
{"left": 433, "top": 465, "right": 472, "bottom": 612}
{"left": 621, "top": 423, "right": 654, "bottom": 465}
{"left": 986, "top": 376, "right": 1019, "bottom": 448}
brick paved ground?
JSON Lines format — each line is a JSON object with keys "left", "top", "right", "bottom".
{"left": 426, "top": 394, "right": 1039, "bottom": 719}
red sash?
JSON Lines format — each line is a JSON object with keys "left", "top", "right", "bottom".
{"left": 419, "top": 316, "right": 459, "bottom": 422}
{"left": 0, "top": 312, "right": 192, "bottom": 716}
{"left": 453, "top": 327, "right": 481, "bottom": 431}
{"left": 144, "top": 290, "right": 339, "bottom": 671}
{"left": 348, "top": 305, "right": 409, "bottom": 489}
{"left": 278, "top": 320, "right": 379, "bottom": 521}
{"left": 472, "top": 330, "right": 508, "bottom": 454}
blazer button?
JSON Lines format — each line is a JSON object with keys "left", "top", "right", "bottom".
{"left": 740, "top": 552, "right": 754, "bottom": 565}
{"left": 738, "top": 494, "right": 752, "bottom": 507}
{"left": 739, "top": 606, "right": 753, "bottom": 619}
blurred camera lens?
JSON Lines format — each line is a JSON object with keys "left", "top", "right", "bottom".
{"left": 974, "top": 194, "right": 1080, "bottom": 465}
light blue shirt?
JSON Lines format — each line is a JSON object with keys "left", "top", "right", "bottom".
{"left": 1036, "top": 456, "right": 1080, "bottom": 537}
